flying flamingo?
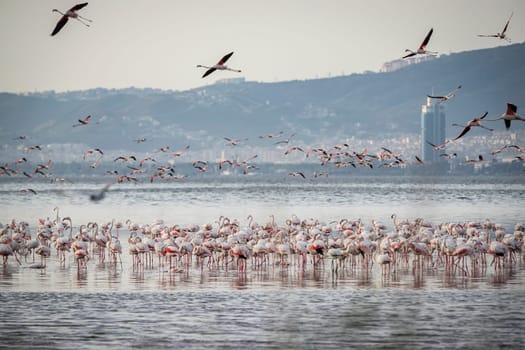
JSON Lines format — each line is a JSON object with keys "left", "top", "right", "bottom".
{"left": 486, "top": 103, "right": 525, "bottom": 130}
{"left": 284, "top": 146, "right": 304, "bottom": 155}
{"left": 440, "top": 153, "right": 457, "bottom": 159}
{"left": 90, "top": 183, "right": 112, "bottom": 202}
{"left": 288, "top": 171, "right": 306, "bottom": 179}
{"left": 466, "top": 155, "right": 484, "bottom": 163}
{"left": 426, "top": 140, "right": 449, "bottom": 150}
{"left": 427, "top": 85, "right": 462, "bottom": 102}
{"left": 73, "top": 115, "right": 91, "bottom": 127}
{"left": 197, "top": 52, "right": 241, "bottom": 78}
{"left": 451, "top": 112, "right": 492, "bottom": 140}
{"left": 51, "top": 3, "right": 92, "bottom": 36}
{"left": 224, "top": 137, "right": 247, "bottom": 146}
{"left": 403, "top": 28, "right": 437, "bottom": 59}
{"left": 478, "top": 12, "right": 513, "bottom": 42}
{"left": 83, "top": 148, "right": 103, "bottom": 159}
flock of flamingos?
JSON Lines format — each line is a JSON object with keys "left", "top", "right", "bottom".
{"left": 1, "top": 211, "right": 524, "bottom": 281}
{"left": 1, "top": 4, "right": 523, "bottom": 282}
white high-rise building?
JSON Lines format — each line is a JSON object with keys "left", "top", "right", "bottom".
{"left": 421, "top": 97, "right": 446, "bottom": 163}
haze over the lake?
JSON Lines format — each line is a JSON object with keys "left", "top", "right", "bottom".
{"left": 1, "top": 0, "right": 524, "bottom": 93}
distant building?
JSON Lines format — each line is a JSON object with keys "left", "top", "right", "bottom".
{"left": 215, "top": 77, "right": 246, "bottom": 85}
{"left": 421, "top": 97, "right": 446, "bottom": 163}
{"left": 380, "top": 55, "right": 436, "bottom": 73}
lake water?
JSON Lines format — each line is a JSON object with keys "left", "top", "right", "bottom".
{"left": 1, "top": 176, "right": 524, "bottom": 349}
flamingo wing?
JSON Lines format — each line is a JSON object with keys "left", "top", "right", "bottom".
{"left": 70, "top": 2, "right": 89, "bottom": 11}
{"left": 447, "top": 85, "right": 462, "bottom": 97}
{"left": 479, "top": 111, "right": 489, "bottom": 120}
{"left": 402, "top": 51, "right": 416, "bottom": 59}
{"left": 453, "top": 126, "right": 471, "bottom": 140}
{"left": 505, "top": 119, "right": 511, "bottom": 130}
{"left": 502, "top": 13, "right": 513, "bottom": 34}
{"left": 425, "top": 140, "right": 438, "bottom": 148}
{"left": 51, "top": 15, "right": 69, "bottom": 36}
{"left": 218, "top": 51, "right": 234, "bottom": 65}
{"left": 202, "top": 67, "right": 216, "bottom": 78}
{"left": 419, "top": 28, "right": 433, "bottom": 49}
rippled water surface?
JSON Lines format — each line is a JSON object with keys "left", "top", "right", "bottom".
{"left": 2, "top": 176, "right": 524, "bottom": 225}
{"left": 1, "top": 176, "right": 524, "bottom": 348}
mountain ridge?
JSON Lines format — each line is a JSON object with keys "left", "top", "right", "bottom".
{"left": 1, "top": 42, "right": 524, "bottom": 157}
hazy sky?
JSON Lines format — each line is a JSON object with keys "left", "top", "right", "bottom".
{"left": 0, "top": 0, "right": 523, "bottom": 93}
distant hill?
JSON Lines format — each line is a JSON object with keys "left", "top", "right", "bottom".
{"left": 1, "top": 42, "right": 524, "bottom": 156}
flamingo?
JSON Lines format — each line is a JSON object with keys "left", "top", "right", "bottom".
{"left": 427, "top": 85, "right": 462, "bottom": 102}
{"left": 426, "top": 140, "right": 449, "bottom": 151}
{"left": 73, "top": 115, "right": 91, "bottom": 127}
{"left": 486, "top": 103, "right": 525, "bottom": 130}
{"left": 478, "top": 12, "right": 513, "bottom": 42}
{"left": 197, "top": 52, "right": 241, "bottom": 78}
{"left": 284, "top": 146, "right": 304, "bottom": 155}
{"left": 51, "top": 3, "right": 91, "bottom": 36}
{"left": 288, "top": 172, "right": 306, "bottom": 179}
{"left": 170, "top": 145, "right": 190, "bottom": 158}
{"left": 451, "top": 112, "right": 492, "bottom": 140}
{"left": 491, "top": 144, "right": 524, "bottom": 155}
{"left": 403, "top": 28, "right": 436, "bottom": 59}
{"left": 466, "top": 155, "right": 484, "bottom": 163}
{"left": 258, "top": 131, "right": 283, "bottom": 139}
{"left": 274, "top": 133, "right": 296, "bottom": 145}
{"left": 375, "top": 252, "right": 392, "bottom": 275}
{"left": 35, "top": 244, "right": 51, "bottom": 268}
{"left": 224, "top": 137, "right": 247, "bottom": 146}
{"left": 89, "top": 183, "right": 112, "bottom": 202}
{"left": 83, "top": 148, "right": 103, "bottom": 159}
{"left": 25, "top": 145, "right": 42, "bottom": 152}
{"left": 439, "top": 153, "right": 457, "bottom": 159}
{"left": 0, "top": 241, "right": 21, "bottom": 266}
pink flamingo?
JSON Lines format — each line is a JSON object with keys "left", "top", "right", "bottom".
{"left": 197, "top": 52, "right": 241, "bottom": 78}
{"left": 51, "top": 3, "right": 92, "bottom": 36}
{"left": 478, "top": 12, "right": 513, "bottom": 42}
{"left": 487, "top": 103, "right": 525, "bottom": 130}
{"left": 451, "top": 112, "right": 492, "bottom": 140}
{"left": 403, "top": 28, "right": 437, "bottom": 59}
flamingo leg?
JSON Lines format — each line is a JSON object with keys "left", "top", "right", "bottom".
{"left": 74, "top": 17, "right": 91, "bottom": 27}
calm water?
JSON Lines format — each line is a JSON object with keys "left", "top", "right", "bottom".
{"left": 1, "top": 176, "right": 524, "bottom": 349}
{"left": 2, "top": 175, "right": 524, "bottom": 226}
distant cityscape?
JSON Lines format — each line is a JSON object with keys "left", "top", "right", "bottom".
{"left": 1, "top": 43, "right": 524, "bottom": 179}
